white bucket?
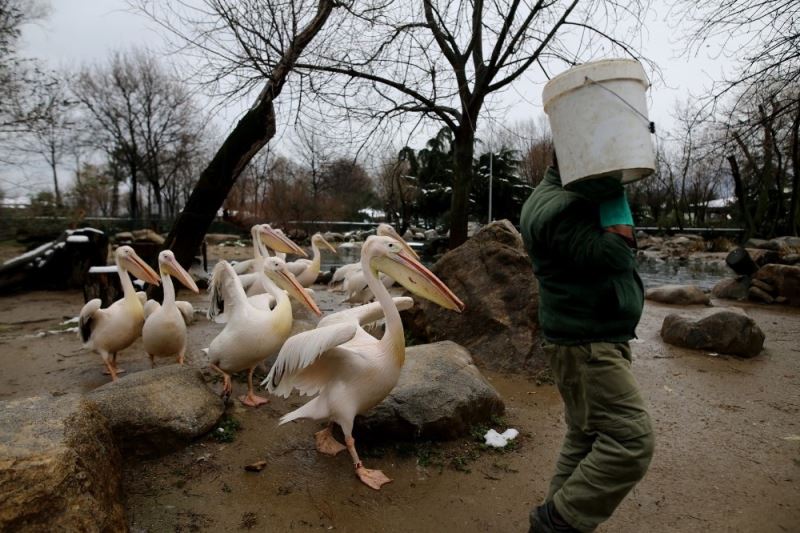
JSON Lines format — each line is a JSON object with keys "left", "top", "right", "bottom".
{"left": 542, "top": 59, "right": 656, "bottom": 188}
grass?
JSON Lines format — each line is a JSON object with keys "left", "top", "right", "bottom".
{"left": 212, "top": 415, "right": 241, "bottom": 443}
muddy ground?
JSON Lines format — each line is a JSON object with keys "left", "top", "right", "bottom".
{"left": 0, "top": 281, "right": 798, "bottom": 532}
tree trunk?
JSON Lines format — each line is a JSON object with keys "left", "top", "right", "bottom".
{"left": 728, "top": 154, "right": 754, "bottom": 240}
{"left": 449, "top": 127, "right": 475, "bottom": 248}
{"left": 163, "top": 0, "right": 336, "bottom": 270}
{"left": 789, "top": 98, "right": 800, "bottom": 236}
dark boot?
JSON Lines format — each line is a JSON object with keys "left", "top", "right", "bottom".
{"left": 528, "top": 501, "right": 581, "bottom": 533}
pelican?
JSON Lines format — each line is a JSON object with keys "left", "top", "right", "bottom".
{"left": 342, "top": 269, "right": 395, "bottom": 305}
{"left": 239, "top": 225, "right": 306, "bottom": 296}
{"left": 263, "top": 236, "right": 464, "bottom": 490}
{"left": 329, "top": 224, "right": 418, "bottom": 292}
{"left": 286, "top": 232, "right": 337, "bottom": 287}
{"left": 79, "top": 246, "right": 161, "bottom": 380}
{"left": 206, "top": 256, "right": 321, "bottom": 407}
{"left": 142, "top": 250, "right": 200, "bottom": 367}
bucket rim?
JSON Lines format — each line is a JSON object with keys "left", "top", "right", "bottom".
{"left": 542, "top": 59, "right": 649, "bottom": 112}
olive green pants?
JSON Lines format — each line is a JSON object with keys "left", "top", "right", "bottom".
{"left": 544, "top": 342, "right": 654, "bottom": 532}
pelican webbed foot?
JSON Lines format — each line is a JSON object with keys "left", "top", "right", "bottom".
{"left": 315, "top": 426, "right": 346, "bottom": 456}
{"left": 239, "top": 392, "right": 269, "bottom": 407}
{"left": 355, "top": 465, "right": 392, "bottom": 490}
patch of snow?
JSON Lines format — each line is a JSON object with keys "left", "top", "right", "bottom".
{"left": 484, "top": 428, "right": 519, "bottom": 448}
{"left": 66, "top": 235, "right": 90, "bottom": 243}
{"left": 3, "top": 241, "right": 54, "bottom": 265}
{"left": 89, "top": 266, "right": 118, "bottom": 274}
{"left": 77, "top": 227, "right": 105, "bottom": 235}
{"left": 61, "top": 316, "right": 80, "bottom": 325}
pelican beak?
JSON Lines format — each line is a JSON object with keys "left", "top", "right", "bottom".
{"left": 123, "top": 252, "right": 161, "bottom": 286}
{"left": 268, "top": 268, "right": 322, "bottom": 316}
{"left": 381, "top": 226, "right": 420, "bottom": 260}
{"left": 260, "top": 226, "right": 307, "bottom": 257}
{"left": 372, "top": 250, "right": 464, "bottom": 312}
{"left": 321, "top": 237, "right": 338, "bottom": 255}
{"left": 163, "top": 255, "right": 199, "bottom": 293}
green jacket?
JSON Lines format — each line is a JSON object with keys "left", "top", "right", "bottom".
{"left": 520, "top": 168, "right": 644, "bottom": 345}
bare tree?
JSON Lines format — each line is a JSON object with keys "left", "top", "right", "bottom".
{"left": 135, "top": 0, "right": 340, "bottom": 267}
{"left": 297, "top": 0, "right": 649, "bottom": 246}
{"left": 74, "top": 50, "right": 204, "bottom": 222}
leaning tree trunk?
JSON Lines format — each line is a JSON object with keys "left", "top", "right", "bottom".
{"left": 162, "top": 0, "right": 336, "bottom": 270}
{"left": 789, "top": 98, "right": 800, "bottom": 236}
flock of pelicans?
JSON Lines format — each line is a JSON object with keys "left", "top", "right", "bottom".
{"left": 77, "top": 224, "right": 464, "bottom": 489}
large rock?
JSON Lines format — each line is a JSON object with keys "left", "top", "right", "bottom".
{"left": 0, "top": 394, "right": 126, "bottom": 532}
{"left": 645, "top": 284, "right": 710, "bottom": 305}
{"left": 87, "top": 366, "right": 225, "bottom": 457}
{"left": 660, "top": 309, "right": 765, "bottom": 358}
{"left": 355, "top": 341, "right": 504, "bottom": 441}
{"left": 402, "top": 220, "right": 540, "bottom": 372}
{"left": 753, "top": 264, "right": 800, "bottom": 306}
{"left": 711, "top": 277, "right": 750, "bottom": 300}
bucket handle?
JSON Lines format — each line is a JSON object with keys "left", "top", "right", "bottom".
{"left": 584, "top": 76, "right": 655, "bottom": 134}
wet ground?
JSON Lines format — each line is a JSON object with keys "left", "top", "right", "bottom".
{"left": 0, "top": 278, "right": 798, "bottom": 531}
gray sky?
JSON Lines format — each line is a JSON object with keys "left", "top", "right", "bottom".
{"left": 5, "top": 0, "right": 735, "bottom": 199}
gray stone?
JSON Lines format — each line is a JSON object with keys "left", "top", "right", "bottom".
{"left": 355, "top": 341, "right": 505, "bottom": 441}
{"left": 645, "top": 284, "right": 710, "bottom": 305}
{"left": 660, "top": 309, "right": 765, "bottom": 358}
{"left": 402, "top": 220, "right": 541, "bottom": 372}
{"left": 748, "top": 286, "right": 774, "bottom": 304}
{"left": 0, "top": 394, "right": 126, "bottom": 532}
{"left": 750, "top": 278, "right": 775, "bottom": 294}
{"left": 87, "top": 365, "right": 225, "bottom": 457}
{"left": 744, "top": 238, "right": 768, "bottom": 249}
{"left": 754, "top": 264, "right": 800, "bottom": 306}
{"left": 423, "top": 229, "right": 439, "bottom": 240}
{"left": 746, "top": 248, "right": 781, "bottom": 267}
{"left": 783, "top": 254, "right": 800, "bottom": 265}
{"left": 712, "top": 277, "right": 750, "bottom": 300}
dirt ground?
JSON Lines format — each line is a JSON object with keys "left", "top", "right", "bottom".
{"left": 0, "top": 281, "right": 799, "bottom": 532}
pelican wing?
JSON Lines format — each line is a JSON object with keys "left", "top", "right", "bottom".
{"left": 331, "top": 262, "right": 360, "bottom": 284}
{"left": 286, "top": 259, "right": 311, "bottom": 277}
{"left": 319, "top": 297, "right": 414, "bottom": 328}
{"left": 231, "top": 258, "right": 255, "bottom": 275}
{"left": 176, "top": 301, "right": 195, "bottom": 325}
{"left": 263, "top": 321, "right": 359, "bottom": 398}
{"left": 144, "top": 299, "right": 160, "bottom": 319}
{"left": 207, "top": 261, "right": 249, "bottom": 321}
{"left": 79, "top": 298, "right": 102, "bottom": 343}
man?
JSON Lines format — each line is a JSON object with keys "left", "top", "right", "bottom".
{"left": 519, "top": 162, "right": 655, "bottom": 533}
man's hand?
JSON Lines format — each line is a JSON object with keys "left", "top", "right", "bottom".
{"left": 605, "top": 224, "right": 635, "bottom": 247}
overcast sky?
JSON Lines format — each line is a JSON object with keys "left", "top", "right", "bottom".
{"left": 5, "top": 0, "right": 735, "bottom": 198}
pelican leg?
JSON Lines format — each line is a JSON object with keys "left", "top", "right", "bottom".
{"left": 345, "top": 435, "right": 392, "bottom": 490}
{"left": 239, "top": 367, "right": 269, "bottom": 407}
{"left": 177, "top": 348, "right": 185, "bottom": 366}
{"left": 102, "top": 355, "right": 119, "bottom": 381}
{"left": 148, "top": 353, "right": 155, "bottom": 369}
{"left": 103, "top": 352, "right": 125, "bottom": 374}
{"left": 210, "top": 363, "right": 232, "bottom": 401}
{"left": 315, "top": 423, "right": 346, "bottom": 456}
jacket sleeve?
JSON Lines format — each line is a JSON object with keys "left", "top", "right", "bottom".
{"left": 546, "top": 203, "right": 636, "bottom": 272}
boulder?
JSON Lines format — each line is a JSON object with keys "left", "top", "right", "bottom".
{"left": 746, "top": 248, "right": 781, "bottom": 267}
{"left": 750, "top": 278, "right": 775, "bottom": 294}
{"left": 354, "top": 341, "right": 505, "bottom": 441}
{"left": 131, "top": 228, "right": 165, "bottom": 244}
{"left": 711, "top": 277, "right": 750, "bottom": 300}
{"left": 783, "top": 254, "right": 800, "bottom": 265}
{"left": 660, "top": 309, "right": 765, "bottom": 358}
{"left": 753, "top": 264, "right": 800, "bottom": 306}
{"left": 645, "top": 284, "right": 710, "bottom": 306}
{"left": 0, "top": 394, "right": 126, "bottom": 531}
{"left": 744, "top": 238, "right": 768, "bottom": 249}
{"left": 748, "top": 286, "right": 774, "bottom": 304}
{"left": 87, "top": 365, "right": 225, "bottom": 457}
{"left": 423, "top": 229, "right": 438, "bottom": 240}
{"left": 205, "top": 233, "right": 242, "bottom": 245}
{"left": 402, "top": 220, "right": 541, "bottom": 372}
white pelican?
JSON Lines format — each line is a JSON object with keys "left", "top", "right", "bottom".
{"left": 263, "top": 236, "right": 464, "bottom": 490}
{"left": 79, "top": 246, "right": 161, "bottom": 380}
{"left": 329, "top": 224, "right": 419, "bottom": 292}
{"left": 239, "top": 225, "right": 306, "bottom": 296}
{"left": 286, "top": 232, "right": 337, "bottom": 287}
{"left": 206, "top": 256, "right": 321, "bottom": 407}
{"left": 342, "top": 269, "right": 395, "bottom": 305}
{"left": 232, "top": 224, "right": 306, "bottom": 277}
{"left": 142, "top": 250, "right": 200, "bottom": 367}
